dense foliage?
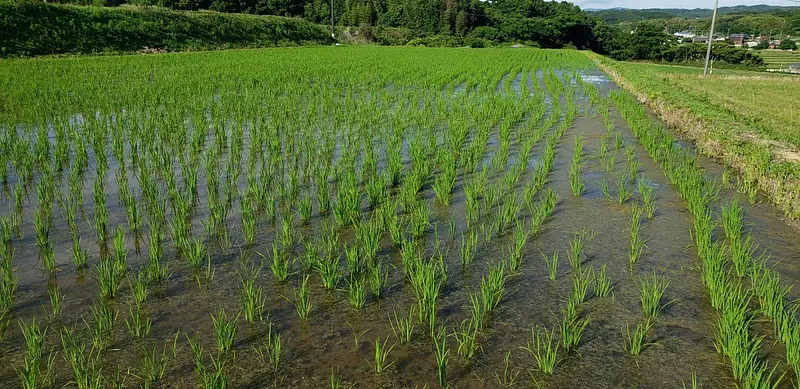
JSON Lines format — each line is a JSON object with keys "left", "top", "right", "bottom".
{"left": 20, "top": 0, "right": 597, "bottom": 48}
{"left": 594, "top": 21, "right": 765, "bottom": 68}
{"left": 0, "top": 1, "right": 332, "bottom": 56}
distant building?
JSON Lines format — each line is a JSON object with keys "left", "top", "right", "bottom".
{"left": 674, "top": 31, "right": 695, "bottom": 39}
{"left": 693, "top": 36, "right": 708, "bottom": 43}
{"left": 728, "top": 33, "right": 749, "bottom": 47}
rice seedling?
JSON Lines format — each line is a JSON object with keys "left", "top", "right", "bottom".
{"left": 542, "top": 251, "right": 559, "bottom": 281}
{"left": 623, "top": 319, "right": 654, "bottom": 356}
{"left": 617, "top": 173, "right": 633, "bottom": 204}
{"left": 640, "top": 270, "right": 671, "bottom": 319}
{"left": 241, "top": 201, "right": 257, "bottom": 244}
{"left": 95, "top": 258, "right": 122, "bottom": 299}
{"left": 87, "top": 300, "right": 116, "bottom": 350}
{"left": 593, "top": 265, "right": 613, "bottom": 298}
{"left": 71, "top": 236, "right": 89, "bottom": 270}
{"left": 329, "top": 367, "right": 354, "bottom": 389}
{"left": 253, "top": 323, "right": 281, "bottom": 371}
{"left": 637, "top": 178, "right": 656, "bottom": 219}
{"left": 346, "top": 275, "right": 367, "bottom": 310}
{"left": 481, "top": 261, "right": 507, "bottom": 314}
{"left": 682, "top": 372, "right": 699, "bottom": 389}
{"left": 524, "top": 326, "right": 560, "bottom": 374}
{"left": 146, "top": 241, "right": 169, "bottom": 288}
{"left": 559, "top": 314, "right": 590, "bottom": 353}
{"left": 198, "top": 353, "right": 228, "bottom": 389}
{"left": 433, "top": 325, "right": 449, "bottom": 386}
{"left": 211, "top": 308, "right": 238, "bottom": 353}
{"left": 48, "top": 284, "right": 64, "bottom": 319}
{"left": 468, "top": 291, "right": 485, "bottom": 330}
{"left": 136, "top": 338, "right": 178, "bottom": 386}
{"left": 459, "top": 230, "right": 478, "bottom": 267}
{"left": 294, "top": 275, "right": 313, "bottom": 320}
{"left": 628, "top": 204, "right": 646, "bottom": 269}
{"left": 493, "top": 350, "right": 520, "bottom": 387}
{"left": 317, "top": 253, "right": 341, "bottom": 290}
{"left": 236, "top": 267, "right": 265, "bottom": 324}
{"left": 389, "top": 308, "right": 415, "bottom": 345}
{"left": 267, "top": 242, "right": 291, "bottom": 282}
{"left": 370, "top": 336, "right": 396, "bottom": 373}
{"left": 125, "top": 300, "right": 152, "bottom": 339}
{"left": 570, "top": 267, "right": 593, "bottom": 305}
{"left": 452, "top": 318, "right": 481, "bottom": 361}
{"left": 369, "top": 261, "right": 387, "bottom": 300}
{"left": 567, "top": 228, "right": 593, "bottom": 270}
{"left": 20, "top": 317, "right": 47, "bottom": 361}
{"left": 569, "top": 136, "right": 585, "bottom": 196}
{"left": 60, "top": 328, "right": 103, "bottom": 389}
{"left": 507, "top": 221, "right": 527, "bottom": 274}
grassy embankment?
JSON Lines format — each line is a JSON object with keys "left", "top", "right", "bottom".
{"left": 589, "top": 55, "right": 800, "bottom": 220}
{"left": 0, "top": 1, "right": 333, "bottom": 57}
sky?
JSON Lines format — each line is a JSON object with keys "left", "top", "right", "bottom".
{"left": 574, "top": 0, "right": 797, "bottom": 10}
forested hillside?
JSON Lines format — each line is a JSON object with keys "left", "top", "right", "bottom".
{"left": 591, "top": 5, "right": 800, "bottom": 36}
{"left": 25, "top": 0, "right": 597, "bottom": 48}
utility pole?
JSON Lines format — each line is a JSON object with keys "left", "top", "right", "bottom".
{"left": 703, "top": 0, "right": 719, "bottom": 76}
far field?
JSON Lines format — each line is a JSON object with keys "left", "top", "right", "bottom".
{"left": 0, "top": 47, "right": 798, "bottom": 389}
{"left": 757, "top": 49, "right": 800, "bottom": 70}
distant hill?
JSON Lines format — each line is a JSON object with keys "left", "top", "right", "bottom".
{"left": 590, "top": 5, "right": 799, "bottom": 24}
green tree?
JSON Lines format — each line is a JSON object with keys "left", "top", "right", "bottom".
{"left": 779, "top": 39, "right": 797, "bottom": 50}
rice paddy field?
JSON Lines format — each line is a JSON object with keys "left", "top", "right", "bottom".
{"left": 0, "top": 46, "right": 799, "bottom": 389}
{"left": 757, "top": 50, "right": 800, "bottom": 70}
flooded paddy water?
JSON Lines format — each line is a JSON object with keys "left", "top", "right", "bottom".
{"left": 0, "top": 47, "right": 798, "bottom": 388}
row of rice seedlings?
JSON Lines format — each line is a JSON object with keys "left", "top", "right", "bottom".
{"left": 721, "top": 198, "right": 800, "bottom": 382}
{"left": 611, "top": 89, "right": 781, "bottom": 387}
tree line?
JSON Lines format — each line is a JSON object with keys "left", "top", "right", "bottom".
{"left": 1, "top": 0, "right": 783, "bottom": 68}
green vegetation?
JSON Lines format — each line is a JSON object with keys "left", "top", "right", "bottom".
{"left": 593, "top": 54, "right": 800, "bottom": 220}
{"left": 758, "top": 50, "right": 800, "bottom": 70}
{"left": 1, "top": 45, "right": 798, "bottom": 388}
{"left": 0, "top": 2, "right": 332, "bottom": 56}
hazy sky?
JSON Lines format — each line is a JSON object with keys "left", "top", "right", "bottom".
{"left": 575, "top": 0, "right": 796, "bottom": 10}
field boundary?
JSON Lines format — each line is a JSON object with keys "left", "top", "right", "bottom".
{"left": 586, "top": 52, "right": 800, "bottom": 225}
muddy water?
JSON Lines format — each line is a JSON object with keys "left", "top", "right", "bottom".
{"left": 1, "top": 70, "right": 800, "bottom": 389}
